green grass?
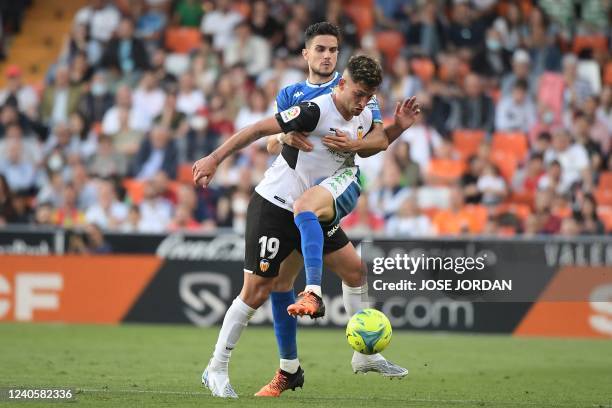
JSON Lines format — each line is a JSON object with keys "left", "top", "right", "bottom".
{"left": 1, "top": 323, "right": 611, "bottom": 407}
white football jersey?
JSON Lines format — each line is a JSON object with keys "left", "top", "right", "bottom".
{"left": 255, "top": 93, "right": 374, "bottom": 212}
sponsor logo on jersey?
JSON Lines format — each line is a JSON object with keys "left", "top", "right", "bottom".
{"left": 293, "top": 91, "right": 304, "bottom": 98}
{"left": 280, "top": 106, "right": 301, "bottom": 123}
{"left": 259, "top": 259, "right": 270, "bottom": 272}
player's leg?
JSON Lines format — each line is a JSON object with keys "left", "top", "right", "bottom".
{"left": 288, "top": 167, "right": 360, "bottom": 317}
{"left": 203, "top": 193, "right": 295, "bottom": 398}
{"left": 323, "top": 241, "right": 409, "bottom": 378}
{"left": 255, "top": 251, "right": 306, "bottom": 397}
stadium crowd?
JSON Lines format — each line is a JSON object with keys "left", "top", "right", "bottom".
{"left": 0, "top": 0, "right": 610, "bottom": 243}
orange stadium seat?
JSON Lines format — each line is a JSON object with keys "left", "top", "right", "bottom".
{"left": 411, "top": 57, "right": 435, "bottom": 83}
{"left": 375, "top": 31, "right": 405, "bottom": 67}
{"left": 496, "top": 203, "right": 531, "bottom": 222}
{"left": 599, "top": 171, "right": 612, "bottom": 189}
{"left": 573, "top": 35, "right": 608, "bottom": 54}
{"left": 594, "top": 188, "right": 612, "bottom": 206}
{"left": 178, "top": 164, "right": 194, "bottom": 184}
{"left": 605, "top": 62, "right": 612, "bottom": 85}
{"left": 492, "top": 131, "right": 529, "bottom": 162}
{"left": 165, "top": 28, "right": 202, "bottom": 54}
{"left": 345, "top": 4, "right": 373, "bottom": 38}
{"left": 452, "top": 129, "right": 485, "bottom": 159}
{"left": 123, "top": 179, "right": 145, "bottom": 205}
{"left": 597, "top": 207, "right": 612, "bottom": 232}
{"left": 490, "top": 150, "right": 518, "bottom": 182}
{"left": 427, "top": 159, "right": 466, "bottom": 185}
{"left": 508, "top": 191, "right": 535, "bottom": 208}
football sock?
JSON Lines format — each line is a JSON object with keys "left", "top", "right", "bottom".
{"left": 210, "top": 297, "right": 256, "bottom": 371}
{"left": 280, "top": 358, "right": 300, "bottom": 374}
{"left": 305, "top": 284, "right": 322, "bottom": 297}
{"left": 342, "top": 283, "right": 385, "bottom": 361}
{"left": 294, "top": 211, "right": 324, "bottom": 287}
{"left": 342, "top": 282, "right": 369, "bottom": 316}
{"left": 270, "top": 290, "right": 298, "bottom": 362}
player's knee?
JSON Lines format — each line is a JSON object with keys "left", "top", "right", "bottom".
{"left": 339, "top": 259, "right": 364, "bottom": 287}
{"left": 240, "top": 279, "right": 274, "bottom": 308}
{"left": 271, "top": 273, "right": 296, "bottom": 292}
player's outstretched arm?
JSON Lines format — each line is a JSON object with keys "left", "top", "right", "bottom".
{"left": 193, "top": 117, "right": 281, "bottom": 187}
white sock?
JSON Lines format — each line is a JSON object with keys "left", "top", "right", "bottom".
{"left": 305, "top": 284, "right": 322, "bottom": 297}
{"left": 342, "top": 282, "right": 369, "bottom": 316}
{"left": 280, "top": 358, "right": 300, "bottom": 374}
{"left": 342, "top": 283, "right": 383, "bottom": 361}
{"left": 210, "top": 297, "right": 256, "bottom": 371}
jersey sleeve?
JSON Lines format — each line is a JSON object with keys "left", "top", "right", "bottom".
{"left": 274, "top": 101, "right": 320, "bottom": 133}
{"left": 275, "top": 87, "right": 292, "bottom": 112}
{"left": 366, "top": 95, "right": 383, "bottom": 124}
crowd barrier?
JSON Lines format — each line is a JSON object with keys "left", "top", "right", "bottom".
{"left": 0, "top": 228, "right": 610, "bottom": 338}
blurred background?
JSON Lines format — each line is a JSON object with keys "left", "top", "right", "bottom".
{"left": 0, "top": 0, "right": 610, "bottom": 248}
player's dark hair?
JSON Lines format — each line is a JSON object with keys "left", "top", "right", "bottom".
{"left": 304, "top": 22, "right": 340, "bottom": 46}
{"left": 345, "top": 55, "right": 383, "bottom": 88}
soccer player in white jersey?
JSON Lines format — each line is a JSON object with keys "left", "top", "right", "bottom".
{"left": 193, "top": 55, "right": 417, "bottom": 398}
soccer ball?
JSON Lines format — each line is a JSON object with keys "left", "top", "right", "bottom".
{"left": 346, "top": 309, "right": 392, "bottom": 355}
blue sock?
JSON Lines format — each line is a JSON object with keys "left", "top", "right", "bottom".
{"left": 270, "top": 290, "right": 297, "bottom": 359}
{"left": 294, "top": 211, "right": 324, "bottom": 286}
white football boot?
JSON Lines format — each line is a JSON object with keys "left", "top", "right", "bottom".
{"left": 202, "top": 360, "right": 238, "bottom": 398}
{"left": 351, "top": 352, "right": 409, "bottom": 378}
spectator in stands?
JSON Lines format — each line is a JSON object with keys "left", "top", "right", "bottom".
{"left": 234, "top": 88, "right": 269, "bottom": 132}
{"left": 0, "top": 65, "right": 38, "bottom": 114}
{"left": 74, "top": 0, "right": 121, "bottom": 45}
{"left": 249, "top": 0, "right": 284, "bottom": 49}
{"left": 492, "top": 2, "right": 524, "bottom": 52}
{"left": 61, "top": 23, "right": 103, "bottom": 66}
{"left": 138, "top": 179, "right": 173, "bottom": 232}
{"left": 102, "top": 84, "right": 149, "bottom": 136}
{"left": 150, "top": 48, "right": 178, "bottom": 89}
{"left": 385, "top": 195, "right": 433, "bottom": 237}
{"left": 0, "top": 174, "right": 18, "bottom": 225}
{"left": 132, "top": 71, "right": 166, "bottom": 127}
{"left": 40, "top": 65, "right": 81, "bottom": 126}
{"left": 561, "top": 54, "right": 593, "bottom": 110}
{"left": 581, "top": 95, "right": 610, "bottom": 155}
{"left": 391, "top": 141, "right": 421, "bottom": 188}
{"left": 120, "top": 205, "right": 141, "bottom": 232}
{"left": 495, "top": 79, "right": 536, "bottom": 132}
{"left": 538, "top": 160, "right": 566, "bottom": 194}
{"left": 454, "top": 73, "right": 495, "bottom": 133}
{"left": 544, "top": 128, "right": 590, "bottom": 190}
{"left": 0, "top": 136, "right": 37, "bottom": 193}
{"left": 132, "top": 126, "right": 178, "bottom": 180}
{"left": 100, "top": 17, "right": 150, "bottom": 76}
{"left": 572, "top": 111, "right": 602, "bottom": 158}
{"left": 176, "top": 72, "right": 205, "bottom": 116}
{"left": 191, "top": 36, "right": 222, "bottom": 95}
{"left": 559, "top": 215, "right": 581, "bottom": 237}
{"left": 341, "top": 195, "right": 385, "bottom": 236}
{"left": 595, "top": 86, "right": 611, "bottom": 135}
{"left": 461, "top": 155, "right": 485, "bottom": 204}
{"left": 575, "top": 193, "right": 605, "bottom": 235}
{"left": 513, "top": 153, "right": 545, "bottom": 195}
{"left": 200, "top": 0, "right": 244, "bottom": 50}
{"left": 133, "top": 0, "right": 167, "bottom": 44}
{"left": 0, "top": 124, "right": 42, "bottom": 166}
{"left": 389, "top": 57, "right": 422, "bottom": 106}
{"left": 43, "top": 122, "right": 80, "bottom": 161}
{"left": 432, "top": 186, "right": 485, "bottom": 235}
{"left": 477, "top": 162, "right": 507, "bottom": 206}
{"left": 53, "top": 183, "right": 86, "bottom": 228}
{"left": 501, "top": 49, "right": 537, "bottom": 97}
{"left": 69, "top": 112, "right": 97, "bottom": 159}
{"left": 325, "top": 0, "right": 358, "bottom": 65}
{"left": 85, "top": 179, "right": 128, "bottom": 229}
{"left": 523, "top": 6, "right": 562, "bottom": 75}
{"left": 77, "top": 71, "right": 114, "bottom": 124}
{"left": 405, "top": 1, "right": 447, "bottom": 57}
{"left": 369, "top": 160, "right": 412, "bottom": 219}
{"left": 399, "top": 102, "right": 442, "bottom": 172}
{"left": 223, "top": 22, "right": 271, "bottom": 78}
{"left": 447, "top": 0, "right": 486, "bottom": 55}
{"left": 154, "top": 90, "right": 188, "bottom": 134}
{"left": 68, "top": 223, "right": 112, "bottom": 254}
{"left": 173, "top": 0, "right": 204, "bottom": 28}
{"left": 471, "top": 27, "right": 512, "bottom": 80}
{"left": 89, "top": 135, "right": 127, "bottom": 178}
{"left": 169, "top": 204, "right": 200, "bottom": 231}
{"left": 34, "top": 202, "right": 54, "bottom": 227}
{"left": 183, "top": 110, "right": 219, "bottom": 163}
{"left": 68, "top": 52, "right": 93, "bottom": 86}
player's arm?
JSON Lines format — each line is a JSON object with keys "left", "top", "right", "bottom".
{"left": 194, "top": 102, "right": 320, "bottom": 187}
{"left": 382, "top": 97, "right": 421, "bottom": 145}
{"left": 267, "top": 93, "right": 314, "bottom": 155}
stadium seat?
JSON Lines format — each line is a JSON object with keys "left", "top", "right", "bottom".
{"left": 490, "top": 150, "right": 518, "bottom": 182}
{"left": 375, "top": 31, "right": 405, "bottom": 67}
{"left": 345, "top": 4, "right": 373, "bottom": 38}
{"left": 599, "top": 171, "right": 612, "bottom": 189}
{"left": 492, "top": 131, "right": 529, "bottom": 162}
{"left": 463, "top": 205, "right": 488, "bottom": 233}
{"left": 411, "top": 58, "right": 435, "bottom": 83}
{"left": 496, "top": 203, "right": 531, "bottom": 222}
{"left": 178, "top": 164, "right": 194, "bottom": 184}
{"left": 573, "top": 35, "right": 608, "bottom": 55}
{"left": 605, "top": 62, "right": 612, "bottom": 85}
{"left": 426, "top": 159, "right": 466, "bottom": 185}
{"left": 594, "top": 188, "right": 612, "bottom": 206}
{"left": 452, "top": 129, "right": 485, "bottom": 159}
{"left": 165, "top": 28, "right": 202, "bottom": 54}
{"left": 597, "top": 206, "right": 612, "bottom": 232}
{"left": 123, "top": 179, "right": 145, "bottom": 205}
{"left": 508, "top": 191, "right": 535, "bottom": 208}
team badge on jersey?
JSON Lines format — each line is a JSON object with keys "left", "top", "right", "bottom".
{"left": 259, "top": 259, "right": 270, "bottom": 272}
{"left": 357, "top": 125, "right": 364, "bottom": 139}
{"left": 280, "top": 106, "right": 301, "bottom": 123}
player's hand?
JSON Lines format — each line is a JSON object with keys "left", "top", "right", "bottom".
{"left": 322, "top": 129, "right": 357, "bottom": 153}
{"left": 192, "top": 153, "right": 219, "bottom": 188}
{"left": 393, "top": 96, "right": 421, "bottom": 130}
{"left": 282, "top": 131, "right": 314, "bottom": 152}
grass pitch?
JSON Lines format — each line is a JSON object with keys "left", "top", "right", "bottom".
{"left": 1, "top": 323, "right": 611, "bottom": 407}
